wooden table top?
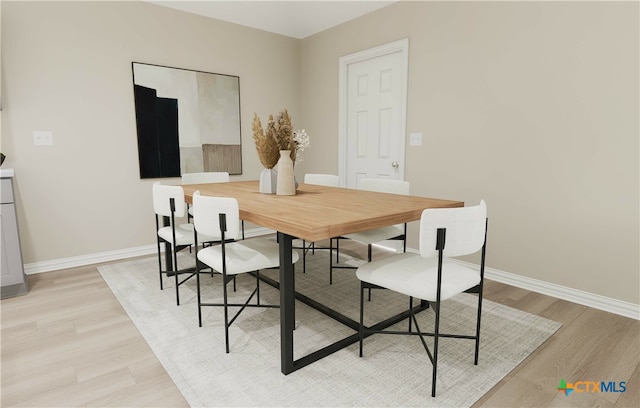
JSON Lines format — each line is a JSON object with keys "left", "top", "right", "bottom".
{"left": 182, "top": 180, "right": 463, "bottom": 242}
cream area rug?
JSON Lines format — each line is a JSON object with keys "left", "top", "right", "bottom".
{"left": 98, "top": 245, "right": 561, "bottom": 407}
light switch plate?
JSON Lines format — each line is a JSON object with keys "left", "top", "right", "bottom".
{"left": 409, "top": 132, "right": 422, "bottom": 146}
{"left": 33, "top": 131, "right": 53, "bottom": 146}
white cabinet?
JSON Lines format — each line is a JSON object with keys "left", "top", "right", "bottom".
{"left": 1, "top": 170, "right": 28, "bottom": 298}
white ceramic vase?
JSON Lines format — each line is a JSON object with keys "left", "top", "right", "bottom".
{"left": 259, "top": 168, "right": 277, "bottom": 194}
{"left": 276, "top": 150, "right": 296, "bottom": 196}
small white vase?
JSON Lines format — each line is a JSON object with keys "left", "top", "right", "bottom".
{"left": 276, "top": 150, "right": 296, "bottom": 196}
{"left": 259, "top": 168, "right": 277, "bottom": 194}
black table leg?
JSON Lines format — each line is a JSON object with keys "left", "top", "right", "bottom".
{"left": 278, "top": 232, "right": 295, "bottom": 374}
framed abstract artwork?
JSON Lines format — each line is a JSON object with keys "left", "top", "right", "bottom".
{"left": 131, "top": 62, "right": 242, "bottom": 178}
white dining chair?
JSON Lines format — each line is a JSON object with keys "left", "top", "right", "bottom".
{"left": 192, "top": 191, "right": 300, "bottom": 353}
{"left": 182, "top": 171, "right": 230, "bottom": 184}
{"left": 182, "top": 171, "right": 245, "bottom": 239}
{"left": 304, "top": 173, "right": 340, "bottom": 187}
{"left": 329, "top": 178, "right": 410, "bottom": 285}
{"left": 357, "top": 200, "right": 488, "bottom": 397}
{"left": 152, "top": 182, "right": 216, "bottom": 306}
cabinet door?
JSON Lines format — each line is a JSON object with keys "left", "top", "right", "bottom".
{"left": 0, "top": 203, "right": 25, "bottom": 286}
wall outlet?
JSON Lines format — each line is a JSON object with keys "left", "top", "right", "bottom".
{"left": 409, "top": 132, "right": 422, "bottom": 146}
{"left": 33, "top": 131, "right": 53, "bottom": 146}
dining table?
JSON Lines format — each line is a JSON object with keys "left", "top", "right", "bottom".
{"left": 182, "top": 180, "right": 463, "bottom": 375}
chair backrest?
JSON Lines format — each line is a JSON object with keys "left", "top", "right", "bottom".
{"left": 304, "top": 173, "right": 340, "bottom": 187}
{"left": 358, "top": 178, "right": 410, "bottom": 195}
{"left": 192, "top": 191, "right": 241, "bottom": 240}
{"left": 182, "top": 172, "right": 230, "bottom": 185}
{"left": 419, "top": 200, "right": 487, "bottom": 258}
{"left": 153, "top": 182, "right": 186, "bottom": 218}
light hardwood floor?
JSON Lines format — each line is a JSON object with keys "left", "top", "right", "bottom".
{"left": 1, "top": 242, "right": 638, "bottom": 407}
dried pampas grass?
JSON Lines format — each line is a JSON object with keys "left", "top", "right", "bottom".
{"left": 252, "top": 113, "right": 280, "bottom": 169}
{"left": 253, "top": 109, "right": 297, "bottom": 168}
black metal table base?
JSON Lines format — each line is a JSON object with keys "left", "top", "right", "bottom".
{"left": 273, "top": 232, "right": 430, "bottom": 375}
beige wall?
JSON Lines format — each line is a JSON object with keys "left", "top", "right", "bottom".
{"left": 300, "top": 1, "right": 639, "bottom": 304}
{"left": 2, "top": 1, "right": 638, "bottom": 306}
{"left": 1, "top": 1, "right": 300, "bottom": 263}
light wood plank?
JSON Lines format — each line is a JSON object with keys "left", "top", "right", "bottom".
{"left": 182, "top": 181, "right": 463, "bottom": 241}
{"left": 0, "top": 264, "right": 189, "bottom": 408}
{"left": 474, "top": 288, "right": 639, "bottom": 407}
{"left": 614, "top": 361, "right": 640, "bottom": 407}
{"left": 1, "top": 244, "right": 637, "bottom": 407}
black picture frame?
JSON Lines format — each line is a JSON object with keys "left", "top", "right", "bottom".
{"left": 132, "top": 62, "right": 242, "bottom": 179}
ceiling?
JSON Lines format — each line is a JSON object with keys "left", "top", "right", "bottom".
{"left": 148, "top": 1, "right": 397, "bottom": 39}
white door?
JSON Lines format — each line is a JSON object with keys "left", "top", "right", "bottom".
{"left": 339, "top": 39, "right": 409, "bottom": 188}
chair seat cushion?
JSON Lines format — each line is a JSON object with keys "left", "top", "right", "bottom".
{"left": 197, "top": 238, "right": 300, "bottom": 275}
{"left": 343, "top": 224, "right": 404, "bottom": 244}
{"left": 158, "top": 224, "right": 196, "bottom": 246}
{"left": 158, "top": 224, "right": 217, "bottom": 246}
{"left": 356, "top": 252, "right": 480, "bottom": 302}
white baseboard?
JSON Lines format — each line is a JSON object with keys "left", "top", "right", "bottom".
{"left": 25, "top": 234, "right": 638, "bottom": 321}
{"left": 24, "top": 227, "right": 275, "bottom": 275}
{"left": 479, "top": 262, "right": 640, "bottom": 321}
{"left": 24, "top": 244, "right": 158, "bottom": 274}
{"left": 399, "top": 247, "right": 639, "bottom": 320}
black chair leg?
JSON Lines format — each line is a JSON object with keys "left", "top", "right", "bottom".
{"left": 173, "top": 246, "right": 180, "bottom": 306}
{"left": 329, "top": 239, "right": 334, "bottom": 284}
{"left": 303, "top": 240, "right": 307, "bottom": 274}
{"left": 256, "top": 271, "right": 261, "bottom": 306}
{"left": 367, "top": 244, "right": 372, "bottom": 301}
{"left": 157, "top": 239, "right": 164, "bottom": 290}
{"left": 409, "top": 297, "right": 413, "bottom": 332}
{"left": 196, "top": 262, "right": 203, "bottom": 327}
{"left": 474, "top": 292, "right": 483, "bottom": 365}
{"left": 432, "top": 301, "right": 440, "bottom": 398}
{"left": 359, "top": 281, "right": 365, "bottom": 357}
{"left": 223, "top": 272, "right": 230, "bottom": 354}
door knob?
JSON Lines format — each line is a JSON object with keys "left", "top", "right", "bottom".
{"left": 392, "top": 161, "right": 399, "bottom": 168}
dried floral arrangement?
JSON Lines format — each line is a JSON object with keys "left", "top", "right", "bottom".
{"left": 252, "top": 109, "right": 309, "bottom": 169}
